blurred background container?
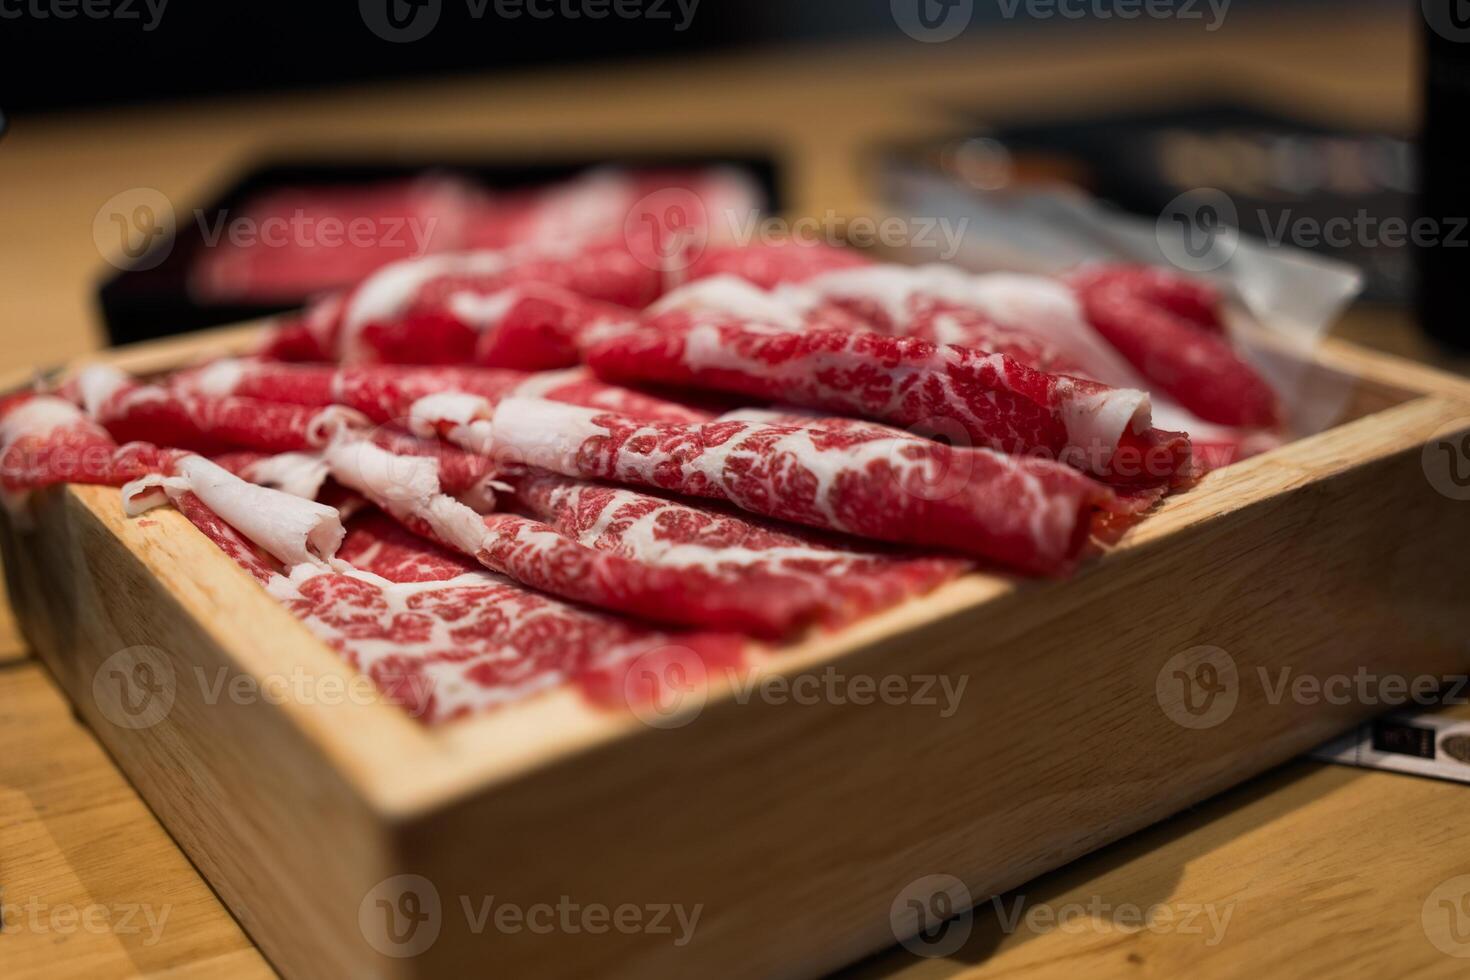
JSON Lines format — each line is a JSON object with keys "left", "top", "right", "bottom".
{"left": 2, "top": 0, "right": 1457, "bottom": 371}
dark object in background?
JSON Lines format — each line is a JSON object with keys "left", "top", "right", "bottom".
{"left": 909, "top": 103, "right": 1414, "bottom": 304}
{"left": 0, "top": 0, "right": 1329, "bottom": 115}
{"left": 0, "top": 4, "right": 728, "bottom": 114}
{"left": 96, "top": 154, "right": 779, "bottom": 347}
{"left": 1419, "top": 7, "right": 1470, "bottom": 352}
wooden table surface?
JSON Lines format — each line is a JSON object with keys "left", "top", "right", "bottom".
{"left": 4, "top": 7, "right": 1469, "bottom": 978}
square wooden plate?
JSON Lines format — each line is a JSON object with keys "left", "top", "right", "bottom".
{"left": 4, "top": 324, "right": 1469, "bottom": 978}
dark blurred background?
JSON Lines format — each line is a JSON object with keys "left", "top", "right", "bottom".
{"left": 3, "top": 0, "right": 1338, "bottom": 114}
{"left": 3, "top": 0, "right": 1457, "bottom": 368}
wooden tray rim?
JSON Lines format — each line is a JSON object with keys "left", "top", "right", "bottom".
{"left": 9, "top": 322, "right": 1470, "bottom": 820}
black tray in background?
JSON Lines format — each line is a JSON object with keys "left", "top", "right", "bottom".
{"left": 96, "top": 152, "right": 783, "bottom": 348}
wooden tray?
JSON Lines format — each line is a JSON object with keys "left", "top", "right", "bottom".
{"left": 4, "top": 325, "right": 1470, "bottom": 979}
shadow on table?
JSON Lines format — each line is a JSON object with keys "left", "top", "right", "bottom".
{"left": 837, "top": 758, "right": 1363, "bottom": 978}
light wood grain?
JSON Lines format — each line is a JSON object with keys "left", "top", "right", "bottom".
{"left": 0, "top": 663, "right": 276, "bottom": 979}
{"left": 846, "top": 756, "right": 1470, "bottom": 980}
{"left": 0, "top": 561, "right": 24, "bottom": 664}
{"left": 0, "top": 483, "right": 440, "bottom": 978}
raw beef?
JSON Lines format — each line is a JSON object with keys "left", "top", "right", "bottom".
{"left": 208, "top": 450, "right": 332, "bottom": 502}
{"left": 257, "top": 239, "right": 664, "bottom": 366}
{"left": 327, "top": 426, "right": 967, "bottom": 635}
{"left": 147, "top": 347, "right": 958, "bottom": 643}
{"left": 163, "top": 475, "right": 744, "bottom": 723}
{"left": 172, "top": 360, "right": 529, "bottom": 423}
{"left": 322, "top": 434, "right": 787, "bottom": 635}
{"left": 192, "top": 167, "right": 762, "bottom": 306}
{"left": 1071, "top": 264, "right": 1226, "bottom": 331}
{"left": 1068, "top": 264, "right": 1280, "bottom": 428}
{"left": 76, "top": 366, "right": 366, "bottom": 456}
{"left": 511, "top": 471, "right": 967, "bottom": 631}
{"left": 651, "top": 272, "right": 1084, "bottom": 373}
{"left": 174, "top": 360, "right": 710, "bottom": 426}
{"left": 0, "top": 393, "right": 173, "bottom": 503}
{"left": 5, "top": 239, "right": 1287, "bottom": 724}
{"left": 789, "top": 265, "right": 1137, "bottom": 379}
{"left": 315, "top": 510, "right": 747, "bottom": 723}
{"left": 584, "top": 313, "right": 1190, "bottom": 486}
{"left": 106, "top": 439, "right": 744, "bottom": 721}
{"left": 460, "top": 284, "right": 633, "bottom": 371}
{"left": 189, "top": 176, "right": 486, "bottom": 303}
{"left": 682, "top": 240, "right": 874, "bottom": 289}
{"left": 480, "top": 398, "right": 1122, "bottom": 575}
{"left": 124, "top": 454, "right": 345, "bottom": 568}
